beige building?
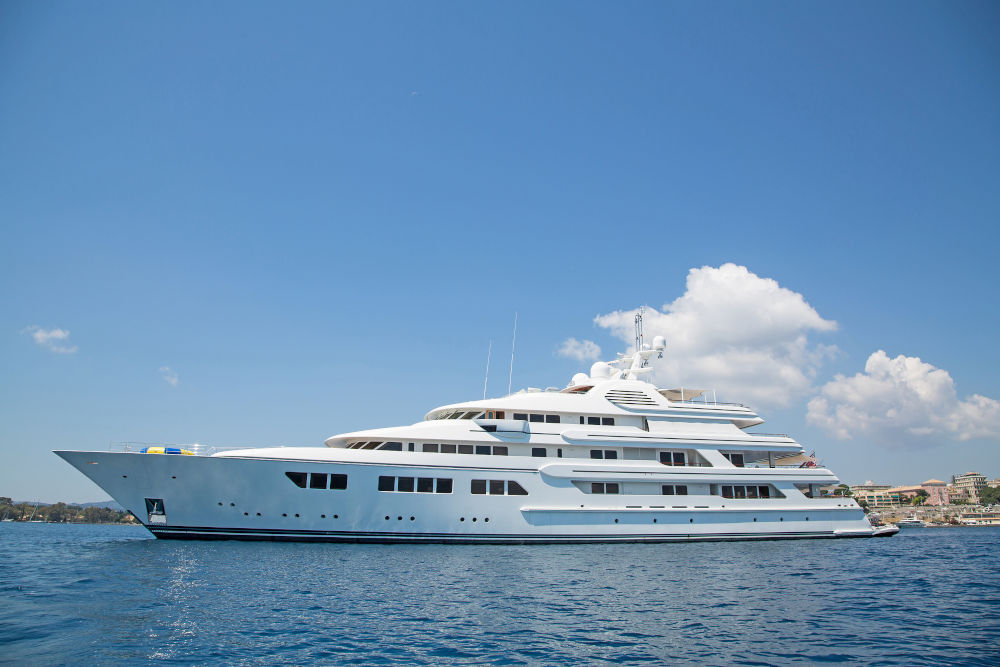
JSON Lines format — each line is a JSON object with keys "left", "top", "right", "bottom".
{"left": 887, "top": 479, "right": 950, "bottom": 506}
{"left": 952, "top": 472, "right": 987, "bottom": 504}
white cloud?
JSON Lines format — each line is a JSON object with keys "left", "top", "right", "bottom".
{"left": 558, "top": 338, "right": 602, "bottom": 362}
{"left": 22, "top": 325, "right": 78, "bottom": 354}
{"left": 592, "top": 263, "right": 838, "bottom": 408}
{"left": 159, "top": 366, "right": 179, "bottom": 387}
{"left": 807, "top": 350, "right": 1000, "bottom": 446}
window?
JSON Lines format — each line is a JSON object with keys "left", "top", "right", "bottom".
{"left": 381, "top": 476, "right": 448, "bottom": 493}
{"left": 441, "top": 444, "right": 457, "bottom": 454}
{"left": 591, "top": 482, "right": 620, "bottom": 494}
{"left": 379, "top": 442, "right": 403, "bottom": 451}
{"left": 472, "top": 479, "right": 529, "bottom": 495}
{"left": 330, "top": 474, "right": 347, "bottom": 490}
{"left": 310, "top": 473, "right": 328, "bottom": 489}
{"left": 591, "top": 449, "right": 617, "bottom": 459}
{"left": 490, "top": 480, "right": 505, "bottom": 495}
{"left": 363, "top": 441, "right": 381, "bottom": 449}
{"left": 580, "top": 416, "right": 585, "bottom": 424}
{"left": 590, "top": 449, "right": 602, "bottom": 459}
{"left": 602, "top": 417, "right": 615, "bottom": 426}
{"left": 720, "top": 485, "right": 774, "bottom": 499}
{"left": 423, "top": 443, "right": 439, "bottom": 453}
{"left": 659, "top": 451, "right": 686, "bottom": 466}
{"left": 508, "top": 481, "right": 528, "bottom": 495}
{"left": 471, "top": 479, "right": 487, "bottom": 495}
{"left": 662, "top": 485, "right": 688, "bottom": 495}
{"left": 285, "top": 472, "right": 307, "bottom": 488}
{"left": 724, "top": 453, "right": 745, "bottom": 467}
{"left": 588, "top": 416, "right": 601, "bottom": 425}
{"left": 513, "top": 413, "right": 528, "bottom": 421}
{"left": 545, "top": 414, "right": 560, "bottom": 423}
{"left": 493, "top": 446, "right": 508, "bottom": 456}
{"left": 529, "top": 413, "right": 544, "bottom": 423}
{"left": 476, "top": 445, "right": 491, "bottom": 455}
{"left": 532, "top": 447, "right": 547, "bottom": 457}
{"left": 458, "top": 444, "right": 473, "bottom": 455}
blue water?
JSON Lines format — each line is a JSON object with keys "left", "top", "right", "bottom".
{"left": 1, "top": 524, "right": 998, "bottom": 665}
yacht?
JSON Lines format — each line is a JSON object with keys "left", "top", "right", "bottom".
{"left": 896, "top": 515, "right": 927, "bottom": 528}
{"left": 56, "top": 318, "right": 897, "bottom": 543}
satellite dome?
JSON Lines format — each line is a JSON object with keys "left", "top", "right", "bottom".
{"left": 570, "top": 372, "right": 590, "bottom": 387}
{"left": 590, "top": 361, "right": 612, "bottom": 379}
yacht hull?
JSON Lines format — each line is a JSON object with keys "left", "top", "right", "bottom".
{"left": 56, "top": 450, "right": 884, "bottom": 543}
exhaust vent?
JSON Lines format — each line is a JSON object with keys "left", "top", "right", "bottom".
{"left": 604, "top": 389, "right": 660, "bottom": 407}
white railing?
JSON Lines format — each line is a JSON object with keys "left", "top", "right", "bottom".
{"left": 109, "top": 442, "right": 265, "bottom": 456}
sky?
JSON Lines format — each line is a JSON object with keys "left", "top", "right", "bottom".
{"left": 2, "top": 1, "right": 998, "bottom": 502}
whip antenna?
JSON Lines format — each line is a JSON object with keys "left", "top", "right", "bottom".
{"left": 483, "top": 339, "right": 492, "bottom": 400}
{"left": 507, "top": 312, "right": 518, "bottom": 395}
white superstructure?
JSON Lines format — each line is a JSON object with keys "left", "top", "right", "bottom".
{"left": 56, "top": 318, "right": 896, "bottom": 542}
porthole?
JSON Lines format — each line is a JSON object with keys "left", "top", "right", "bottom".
{"left": 753, "top": 517, "right": 757, "bottom": 522}
{"left": 333, "top": 514, "right": 339, "bottom": 519}
{"left": 243, "top": 512, "right": 248, "bottom": 516}
{"left": 122, "top": 475, "right": 127, "bottom": 478}
{"left": 460, "top": 517, "right": 465, "bottom": 522}
{"left": 294, "top": 513, "right": 299, "bottom": 518}
{"left": 282, "top": 513, "right": 287, "bottom": 517}
{"left": 230, "top": 503, "right": 235, "bottom": 507}
{"left": 256, "top": 512, "right": 261, "bottom": 517}
{"left": 614, "top": 519, "right": 619, "bottom": 524}
{"left": 397, "top": 516, "right": 402, "bottom": 521}
{"left": 472, "top": 517, "right": 477, "bottom": 522}
{"left": 780, "top": 517, "right": 784, "bottom": 521}
{"left": 385, "top": 515, "right": 390, "bottom": 520}
{"left": 321, "top": 514, "right": 326, "bottom": 518}
{"left": 653, "top": 518, "right": 657, "bottom": 523}
{"left": 218, "top": 502, "right": 223, "bottom": 506}
{"left": 171, "top": 476, "right": 176, "bottom": 479}
{"left": 689, "top": 518, "right": 693, "bottom": 523}
{"left": 484, "top": 518, "right": 489, "bottom": 523}
{"left": 410, "top": 516, "right": 415, "bottom": 521}
{"left": 806, "top": 517, "right": 810, "bottom": 521}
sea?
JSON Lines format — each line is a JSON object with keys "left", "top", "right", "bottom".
{"left": 1, "top": 523, "right": 998, "bottom": 665}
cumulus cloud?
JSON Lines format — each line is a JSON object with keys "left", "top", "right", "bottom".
{"left": 159, "top": 366, "right": 179, "bottom": 387}
{"left": 807, "top": 351, "right": 1000, "bottom": 446}
{"left": 22, "top": 325, "right": 78, "bottom": 354}
{"left": 592, "top": 263, "right": 838, "bottom": 408}
{"left": 558, "top": 338, "right": 602, "bottom": 362}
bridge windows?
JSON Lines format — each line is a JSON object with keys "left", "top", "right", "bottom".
{"left": 590, "top": 482, "right": 620, "bottom": 494}
{"left": 661, "top": 485, "right": 688, "bottom": 496}
{"left": 285, "top": 471, "right": 348, "bottom": 490}
{"left": 659, "top": 451, "right": 687, "bottom": 466}
{"left": 470, "top": 479, "right": 529, "bottom": 495}
{"left": 720, "top": 485, "right": 774, "bottom": 499}
{"left": 590, "top": 449, "right": 619, "bottom": 460}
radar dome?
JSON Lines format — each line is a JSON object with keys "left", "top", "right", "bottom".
{"left": 590, "top": 361, "right": 612, "bottom": 379}
{"left": 652, "top": 335, "right": 666, "bottom": 350}
{"left": 570, "top": 372, "right": 590, "bottom": 387}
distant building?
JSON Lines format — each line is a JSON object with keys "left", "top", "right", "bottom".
{"left": 851, "top": 481, "right": 891, "bottom": 493}
{"left": 960, "top": 511, "right": 1000, "bottom": 526}
{"left": 953, "top": 472, "right": 987, "bottom": 504}
{"left": 887, "top": 479, "right": 950, "bottom": 506}
{"left": 853, "top": 487, "right": 902, "bottom": 509}
{"left": 988, "top": 478, "right": 1000, "bottom": 489}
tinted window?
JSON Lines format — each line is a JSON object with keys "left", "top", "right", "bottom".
{"left": 590, "top": 450, "right": 603, "bottom": 459}
{"left": 309, "top": 473, "right": 328, "bottom": 489}
{"left": 508, "top": 481, "right": 528, "bottom": 495}
{"left": 659, "top": 452, "right": 672, "bottom": 465}
{"left": 489, "top": 480, "right": 505, "bottom": 495}
{"left": 606, "top": 483, "right": 620, "bottom": 494}
{"left": 471, "top": 479, "right": 487, "bottom": 495}
{"left": 591, "top": 482, "right": 604, "bottom": 494}
{"left": 458, "top": 444, "right": 473, "bottom": 455}
{"left": 588, "top": 416, "right": 601, "bottom": 425}
{"left": 676, "top": 485, "right": 688, "bottom": 495}
{"left": 441, "top": 444, "right": 457, "bottom": 453}
{"left": 531, "top": 447, "right": 546, "bottom": 457}
{"left": 423, "top": 443, "right": 439, "bottom": 453}
{"left": 476, "top": 445, "right": 491, "bottom": 455}
{"left": 529, "top": 413, "right": 544, "bottom": 423}
{"left": 436, "top": 478, "right": 453, "bottom": 494}
{"left": 722, "top": 485, "right": 733, "bottom": 499}
{"left": 378, "top": 476, "right": 395, "bottom": 491}
{"left": 746, "top": 485, "right": 758, "bottom": 499}
{"left": 513, "top": 413, "right": 528, "bottom": 421}
{"left": 758, "top": 486, "right": 770, "bottom": 498}
{"left": 602, "top": 417, "right": 615, "bottom": 426}
{"left": 734, "top": 486, "right": 746, "bottom": 499}
{"left": 380, "top": 441, "right": 403, "bottom": 451}
{"left": 672, "top": 452, "right": 686, "bottom": 466}
{"left": 417, "top": 477, "right": 434, "bottom": 493}
{"left": 545, "top": 414, "right": 560, "bottom": 423}
{"left": 580, "top": 416, "right": 585, "bottom": 424}
{"left": 493, "top": 446, "right": 508, "bottom": 456}
{"left": 605, "top": 450, "right": 618, "bottom": 460}
{"left": 330, "top": 474, "right": 347, "bottom": 490}
{"left": 285, "top": 472, "right": 307, "bottom": 488}
{"left": 662, "top": 485, "right": 675, "bottom": 495}
{"left": 397, "top": 477, "right": 415, "bottom": 492}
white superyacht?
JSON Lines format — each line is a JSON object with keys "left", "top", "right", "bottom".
{"left": 56, "top": 319, "right": 896, "bottom": 543}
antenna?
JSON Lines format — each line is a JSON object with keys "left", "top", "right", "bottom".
{"left": 482, "top": 339, "right": 492, "bottom": 400}
{"left": 634, "top": 306, "right": 645, "bottom": 351}
{"left": 507, "top": 312, "right": 518, "bottom": 395}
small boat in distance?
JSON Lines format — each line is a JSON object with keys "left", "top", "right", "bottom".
{"left": 896, "top": 515, "right": 927, "bottom": 528}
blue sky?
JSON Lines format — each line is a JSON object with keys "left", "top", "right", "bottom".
{"left": 2, "top": 1, "right": 998, "bottom": 502}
